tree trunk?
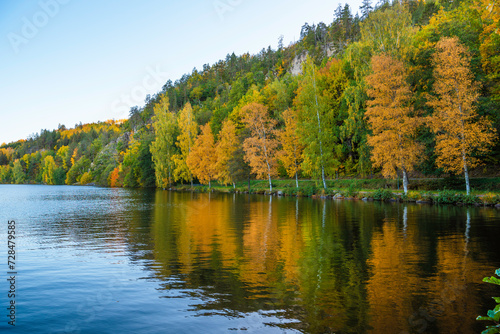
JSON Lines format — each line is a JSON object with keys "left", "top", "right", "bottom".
{"left": 233, "top": 182, "right": 236, "bottom": 190}
{"left": 209, "top": 179, "right": 211, "bottom": 190}
{"left": 402, "top": 167, "right": 408, "bottom": 195}
{"left": 313, "top": 65, "right": 327, "bottom": 191}
{"left": 321, "top": 165, "right": 327, "bottom": 190}
{"left": 463, "top": 157, "right": 470, "bottom": 195}
{"left": 295, "top": 171, "right": 299, "bottom": 189}
{"left": 248, "top": 176, "right": 251, "bottom": 193}
{"left": 268, "top": 173, "right": 272, "bottom": 192}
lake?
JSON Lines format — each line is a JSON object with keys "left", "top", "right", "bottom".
{"left": 1, "top": 184, "right": 499, "bottom": 333}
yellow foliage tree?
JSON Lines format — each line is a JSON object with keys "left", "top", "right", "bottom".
{"left": 150, "top": 93, "right": 177, "bottom": 189}
{"left": 215, "top": 119, "right": 240, "bottom": 187}
{"left": 365, "top": 54, "right": 423, "bottom": 194}
{"left": 56, "top": 145, "right": 70, "bottom": 170}
{"left": 427, "top": 37, "right": 497, "bottom": 194}
{"left": 70, "top": 148, "right": 78, "bottom": 168}
{"left": 173, "top": 103, "right": 197, "bottom": 185}
{"left": 187, "top": 124, "right": 217, "bottom": 189}
{"left": 241, "top": 102, "right": 279, "bottom": 192}
{"left": 277, "top": 108, "right": 304, "bottom": 188}
{"left": 42, "top": 155, "right": 56, "bottom": 185}
{"left": 80, "top": 172, "right": 93, "bottom": 185}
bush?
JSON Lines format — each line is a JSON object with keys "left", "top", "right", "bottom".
{"left": 301, "top": 185, "right": 318, "bottom": 197}
{"left": 477, "top": 268, "right": 500, "bottom": 333}
{"left": 456, "top": 193, "right": 481, "bottom": 205}
{"left": 343, "top": 184, "right": 359, "bottom": 198}
{"left": 434, "top": 189, "right": 458, "bottom": 204}
{"left": 80, "top": 172, "right": 93, "bottom": 185}
{"left": 372, "top": 188, "right": 393, "bottom": 201}
{"left": 401, "top": 191, "right": 421, "bottom": 202}
{"left": 481, "top": 193, "right": 500, "bottom": 205}
{"left": 434, "top": 189, "right": 480, "bottom": 205}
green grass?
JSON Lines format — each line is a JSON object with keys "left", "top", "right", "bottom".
{"left": 168, "top": 177, "right": 500, "bottom": 206}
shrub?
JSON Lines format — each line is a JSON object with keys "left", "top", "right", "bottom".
{"left": 80, "top": 172, "right": 93, "bottom": 185}
{"left": 345, "top": 184, "right": 359, "bottom": 198}
{"left": 434, "top": 189, "right": 459, "bottom": 204}
{"left": 482, "top": 193, "right": 500, "bottom": 205}
{"left": 434, "top": 189, "right": 480, "bottom": 205}
{"left": 372, "top": 188, "right": 393, "bottom": 201}
{"left": 401, "top": 191, "right": 421, "bottom": 202}
{"left": 477, "top": 268, "right": 500, "bottom": 333}
{"left": 301, "top": 185, "right": 318, "bottom": 197}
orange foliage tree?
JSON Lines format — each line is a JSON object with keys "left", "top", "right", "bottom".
{"left": 215, "top": 119, "right": 240, "bottom": 187}
{"left": 109, "top": 167, "right": 120, "bottom": 187}
{"left": 277, "top": 108, "right": 304, "bottom": 188}
{"left": 365, "top": 54, "right": 423, "bottom": 194}
{"left": 427, "top": 37, "right": 497, "bottom": 194}
{"left": 187, "top": 124, "right": 217, "bottom": 189}
{"left": 241, "top": 102, "right": 279, "bottom": 192}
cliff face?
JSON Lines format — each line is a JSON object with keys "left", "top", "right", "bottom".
{"left": 289, "top": 43, "right": 335, "bottom": 75}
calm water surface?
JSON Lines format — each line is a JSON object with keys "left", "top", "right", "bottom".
{"left": 1, "top": 185, "right": 499, "bottom": 333}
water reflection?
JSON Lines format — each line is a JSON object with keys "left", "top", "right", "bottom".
{"left": 3, "top": 185, "right": 499, "bottom": 333}
{"left": 147, "top": 192, "right": 500, "bottom": 333}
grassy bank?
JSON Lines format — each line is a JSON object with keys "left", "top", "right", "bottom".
{"left": 170, "top": 177, "right": 500, "bottom": 207}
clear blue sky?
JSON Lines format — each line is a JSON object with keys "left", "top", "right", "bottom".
{"left": 0, "top": 0, "right": 363, "bottom": 145}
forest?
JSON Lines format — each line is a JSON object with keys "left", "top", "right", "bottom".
{"left": 1, "top": 0, "right": 499, "bottom": 195}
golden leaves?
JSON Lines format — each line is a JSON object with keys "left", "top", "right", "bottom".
{"left": 427, "top": 37, "right": 497, "bottom": 174}
{"left": 365, "top": 54, "right": 423, "bottom": 179}
{"left": 277, "top": 108, "right": 304, "bottom": 179}
{"left": 241, "top": 102, "right": 279, "bottom": 181}
{"left": 187, "top": 124, "right": 217, "bottom": 187}
{"left": 215, "top": 119, "right": 239, "bottom": 185}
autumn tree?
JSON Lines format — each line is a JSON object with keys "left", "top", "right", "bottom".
{"left": 12, "top": 159, "right": 26, "bottom": 184}
{"left": 187, "top": 124, "right": 217, "bottom": 189}
{"left": 108, "top": 167, "right": 120, "bottom": 187}
{"left": 277, "top": 108, "right": 304, "bottom": 188}
{"left": 215, "top": 119, "right": 240, "bottom": 187}
{"left": 478, "top": 0, "right": 500, "bottom": 102}
{"left": 365, "top": 54, "right": 423, "bottom": 194}
{"left": 172, "top": 103, "right": 197, "bottom": 186}
{"left": 56, "top": 145, "right": 70, "bottom": 171}
{"left": 294, "top": 57, "right": 340, "bottom": 189}
{"left": 427, "top": 37, "right": 497, "bottom": 194}
{"left": 42, "top": 155, "right": 56, "bottom": 185}
{"left": 150, "top": 94, "right": 177, "bottom": 189}
{"left": 241, "top": 102, "right": 279, "bottom": 192}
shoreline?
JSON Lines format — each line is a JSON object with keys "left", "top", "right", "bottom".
{"left": 2, "top": 180, "right": 500, "bottom": 208}
{"left": 166, "top": 183, "right": 500, "bottom": 208}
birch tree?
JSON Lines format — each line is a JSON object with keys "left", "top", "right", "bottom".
{"left": 172, "top": 103, "right": 197, "bottom": 186}
{"left": 241, "top": 102, "right": 279, "bottom": 192}
{"left": 427, "top": 37, "right": 497, "bottom": 195}
{"left": 187, "top": 124, "right": 217, "bottom": 189}
{"left": 215, "top": 119, "right": 240, "bottom": 187}
{"left": 277, "top": 108, "right": 304, "bottom": 188}
{"left": 150, "top": 94, "right": 177, "bottom": 189}
{"left": 295, "top": 57, "right": 339, "bottom": 189}
{"left": 365, "top": 54, "right": 423, "bottom": 194}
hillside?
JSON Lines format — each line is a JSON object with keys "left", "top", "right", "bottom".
{"left": 1, "top": 0, "right": 499, "bottom": 193}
